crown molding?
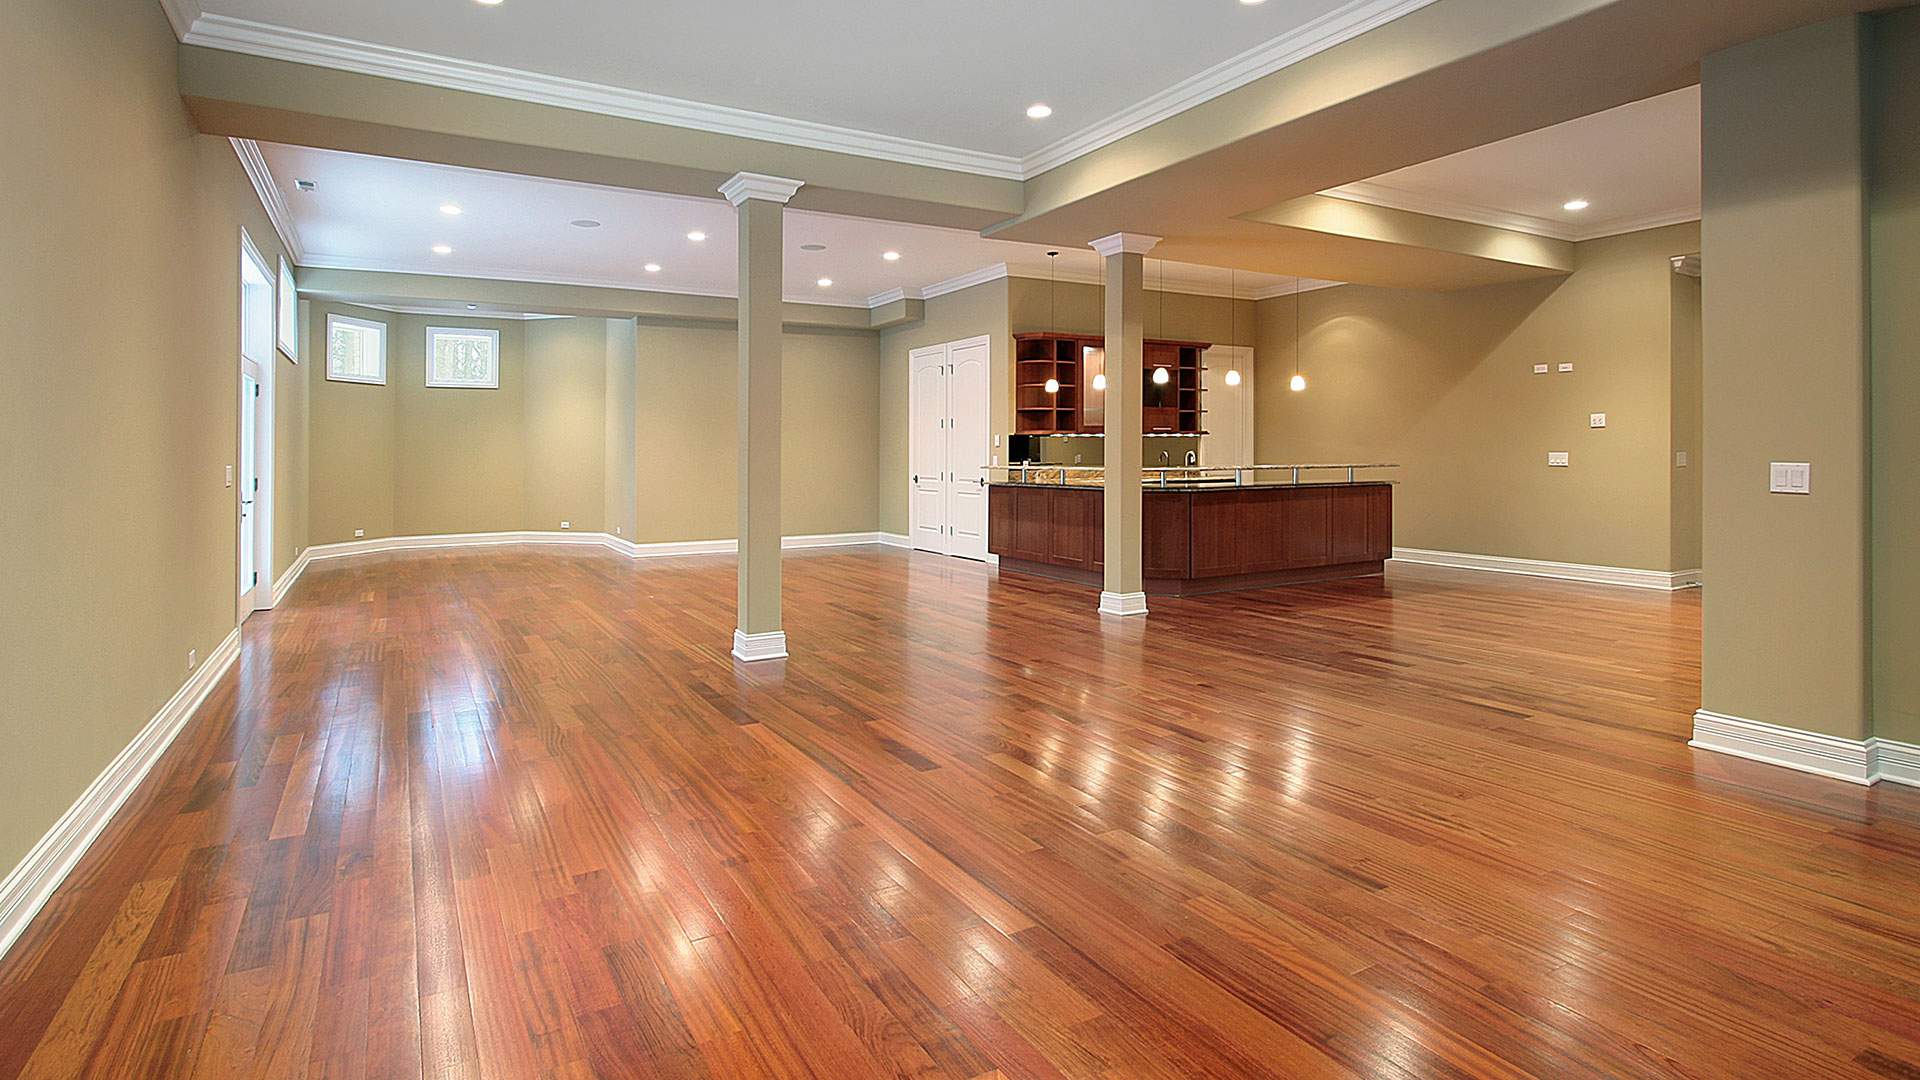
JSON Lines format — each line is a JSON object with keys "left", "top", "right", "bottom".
{"left": 1248, "top": 278, "right": 1346, "bottom": 300}
{"left": 158, "top": 0, "right": 201, "bottom": 39}
{"left": 346, "top": 301, "right": 567, "bottom": 320}
{"left": 921, "top": 263, "right": 1014, "bottom": 300}
{"left": 178, "top": 1, "right": 1436, "bottom": 185}
{"left": 1671, "top": 253, "right": 1702, "bottom": 278}
{"left": 295, "top": 252, "right": 874, "bottom": 309}
{"left": 719, "top": 172, "right": 804, "bottom": 207}
{"left": 179, "top": 15, "right": 1027, "bottom": 180}
{"left": 1323, "top": 180, "right": 1700, "bottom": 244}
{"left": 864, "top": 286, "right": 926, "bottom": 307}
{"left": 229, "top": 138, "right": 304, "bottom": 260}
{"left": 1019, "top": 0, "right": 1444, "bottom": 177}
{"left": 1090, "top": 233, "right": 1163, "bottom": 257}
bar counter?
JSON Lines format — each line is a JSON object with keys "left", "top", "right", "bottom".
{"left": 987, "top": 465, "right": 1396, "bottom": 596}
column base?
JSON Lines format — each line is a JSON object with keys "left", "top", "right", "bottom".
{"left": 1098, "top": 591, "right": 1149, "bottom": 617}
{"left": 731, "top": 629, "right": 789, "bottom": 662}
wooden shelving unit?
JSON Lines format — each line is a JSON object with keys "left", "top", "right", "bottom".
{"left": 1015, "top": 333, "right": 1207, "bottom": 435}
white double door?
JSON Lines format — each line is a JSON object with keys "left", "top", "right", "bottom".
{"left": 909, "top": 336, "right": 990, "bottom": 561}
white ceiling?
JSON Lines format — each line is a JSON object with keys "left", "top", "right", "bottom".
{"left": 1323, "top": 86, "right": 1702, "bottom": 242}
{"left": 175, "top": 0, "right": 1433, "bottom": 176}
{"left": 258, "top": 142, "right": 1322, "bottom": 309}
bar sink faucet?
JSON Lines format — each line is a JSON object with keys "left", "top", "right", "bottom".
{"left": 1185, "top": 450, "right": 1198, "bottom": 467}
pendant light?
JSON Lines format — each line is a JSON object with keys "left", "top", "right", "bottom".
{"left": 1290, "top": 276, "right": 1308, "bottom": 392}
{"left": 1151, "top": 258, "right": 1171, "bottom": 385}
{"left": 1224, "top": 269, "right": 1243, "bottom": 386}
{"left": 1045, "top": 250, "right": 1065, "bottom": 397}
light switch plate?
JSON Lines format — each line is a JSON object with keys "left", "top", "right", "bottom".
{"left": 1558, "top": 363, "right": 1575, "bottom": 373}
{"left": 354, "top": 529, "right": 365, "bottom": 538}
{"left": 1676, "top": 451, "right": 1688, "bottom": 467}
{"left": 560, "top": 521, "right": 571, "bottom": 530}
{"left": 1533, "top": 364, "right": 1549, "bottom": 374}
{"left": 225, "top": 465, "right": 234, "bottom": 488}
{"left": 1770, "top": 461, "right": 1812, "bottom": 494}
{"left": 1590, "top": 413, "right": 1607, "bottom": 428}
{"left": 1549, "top": 452, "right": 1570, "bottom": 467}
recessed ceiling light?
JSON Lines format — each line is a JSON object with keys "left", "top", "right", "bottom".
{"left": 294, "top": 179, "right": 316, "bottom": 192}
{"left": 439, "top": 204, "right": 462, "bottom": 216}
{"left": 801, "top": 244, "right": 827, "bottom": 252}
{"left": 1027, "top": 104, "right": 1053, "bottom": 119}
{"left": 466, "top": 304, "right": 478, "bottom": 310}
{"left": 570, "top": 219, "right": 602, "bottom": 229}
{"left": 1240, "top": 0, "right": 1267, "bottom": 5}
{"left": 475, "top": 0, "right": 503, "bottom": 6}
{"left": 1564, "top": 199, "right": 1590, "bottom": 211}
{"left": 817, "top": 278, "right": 834, "bottom": 288}
{"left": 432, "top": 244, "right": 453, "bottom": 255}
{"left": 883, "top": 251, "right": 902, "bottom": 261}
{"left": 644, "top": 263, "right": 662, "bottom": 273}
{"left": 687, "top": 231, "right": 707, "bottom": 242}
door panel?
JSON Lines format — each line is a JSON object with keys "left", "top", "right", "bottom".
{"left": 909, "top": 346, "right": 949, "bottom": 554}
{"left": 947, "top": 340, "right": 990, "bottom": 562}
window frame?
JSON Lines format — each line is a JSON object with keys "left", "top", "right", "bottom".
{"left": 424, "top": 325, "right": 502, "bottom": 390}
{"left": 325, "top": 313, "right": 388, "bottom": 385}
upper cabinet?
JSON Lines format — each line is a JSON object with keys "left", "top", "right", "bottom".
{"left": 1013, "top": 332, "right": 1208, "bottom": 436}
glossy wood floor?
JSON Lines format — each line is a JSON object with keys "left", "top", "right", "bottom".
{"left": 3, "top": 546, "right": 1919, "bottom": 1080}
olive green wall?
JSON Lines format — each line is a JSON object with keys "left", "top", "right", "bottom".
{"left": 1253, "top": 222, "right": 1699, "bottom": 573}
{"left": 278, "top": 299, "right": 312, "bottom": 573}
{"left": 0, "top": 0, "right": 298, "bottom": 876}
{"left": 308, "top": 302, "right": 398, "bottom": 544}
{"left": 394, "top": 316, "right": 529, "bottom": 537}
{"left": 1870, "top": 7, "right": 1920, "bottom": 745}
{"left": 1701, "top": 17, "right": 1872, "bottom": 741}
{"left": 1669, "top": 271, "right": 1703, "bottom": 574}
{"left": 632, "top": 321, "right": 882, "bottom": 543}
{"left": 877, "top": 280, "right": 1012, "bottom": 536}
{"left": 526, "top": 317, "right": 608, "bottom": 534}
{"left": 604, "top": 317, "right": 640, "bottom": 540}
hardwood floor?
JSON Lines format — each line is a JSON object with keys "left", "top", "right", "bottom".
{"left": 2, "top": 544, "right": 1918, "bottom": 1079}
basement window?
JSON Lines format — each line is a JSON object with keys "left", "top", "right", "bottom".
{"left": 426, "top": 326, "right": 500, "bottom": 389}
{"left": 326, "top": 314, "right": 386, "bottom": 384}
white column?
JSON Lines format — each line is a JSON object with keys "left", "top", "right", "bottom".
{"left": 1090, "top": 232, "right": 1161, "bottom": 617}
{"left": 720, "top": 172, "right": 803, "bottom": 661}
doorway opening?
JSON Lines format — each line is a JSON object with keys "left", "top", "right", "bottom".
{"left": 239, "top": 230, "right": 275, "bottom": 618}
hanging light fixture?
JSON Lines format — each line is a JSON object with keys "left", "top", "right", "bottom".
{"left": 1092, "top": 372, "right": 1107, "bottom": 391}
{"left": 1044, "top": 377, "right": 1060, "bottom": 394}
{"left": 1224, "top": 269, "right": 1243, "bottom": 386}
{"left": 1290, "top": 275, "right": 1308, "bottom": 392}
{"left": 1151, "top": 258, "right": 1172, "bottom": 386}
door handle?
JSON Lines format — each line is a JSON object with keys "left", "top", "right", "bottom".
{"left": 912, "top": 474, "right": 919, "bottom": 483}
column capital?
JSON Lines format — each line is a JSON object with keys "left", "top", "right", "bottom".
{"left": 719, "top": 172, "right": 804, "bottom": 207}
{"left": 1089, "top": 232, "right": 1163, "bottom": 257}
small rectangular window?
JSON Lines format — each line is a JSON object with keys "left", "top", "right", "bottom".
{"left": 426, "top": 326, "right": 500, "bottom": 389}
{"left": 326, "top": 314, "right": 387, "bottom": 384}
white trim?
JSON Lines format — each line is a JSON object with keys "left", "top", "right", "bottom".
{"left": 718, "top": 173, "right": 805, "bottom": 207}
{"left": 878, "top": 532, "right": 912, "bottom": 548}
{"left": 230, "top": 139, "right": 304, "bottom": 261}
{"left": 1248, "top": 278, "right": 1347, "bottom": 300}
{"left": 1689, "top": 711, "right": 1920, "bottom": 789}
{"left": 1020, "top": 0, "right": 1443, "bottom": 177}
{"left": 731, "top": 629, "right": 790, "bottom": 663}
{"left": 0, "top": 629, "right": 241, "bottom": 961}
{"left": 1319, "top": 181, "right": 1700, "bottom": 244}
{"left": 865, "top": 286, "right": 926, "bottom": 308}
{"left": 180, "top": 15, "right": 1027, "bottom": 180}
{"left": 1099, "top": 591, "right": 1150, "bottom": 617}
{"left": 923, "top": 263, "right": 1013, "bottom": 301}
{"left": 295, "top": 529, "right": 887, "bottom": 566}
{"left": 179, "top": 1, "right": 1439, "bottom": 184}
{"left": 424, "top": 325, "right": 502, "bottom": 389}
{"left": 1090, "top": 233, "right": 1163, "bottom": 258}
{"left": 1389, "top": 548, "right": 1701, "bottom": 591}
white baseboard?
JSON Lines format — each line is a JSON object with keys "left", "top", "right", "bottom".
{"left": 877, "top": 532, "right": 912, "bottom": 549}
{"left": 1391, "top": 547, "right": 1702, "bottom": 591}
{"left": 1098, "top": 591, "right": 1149, "bottom": 617}
{"left": 732, "top": 629, "right": 790, "bottom": 662}
{"left": 1690, "top": 710, "right": 1920, "bottom": 788}
{"left": 0, "top": 629, "right": 242, "bottom": 961}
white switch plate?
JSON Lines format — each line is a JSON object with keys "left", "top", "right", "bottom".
{"left": 560, "top": 521, "right": 571, "bottom": 530}
{"left": 1558, "top": 363, "right": 1575, "bottom": 373}
{"left": 354, "top": 529, "right": 365, "bottom": 538}
{"left": 225, "top": 465, "right": 234, "bottom": 488}
{"left": 1533, "top": 364, "right": 1549, "bottom": 374}
{"left": 1590, "top": 413, "right": 1607, "bottom": 428}
{"left": 186, "top": 649, "right": 197, "bottom": 671}
{"left": 1549, "top": 452, "right": 1570, "bottom": 467}
{"left": 1770, "top": 461, "right": 1812, "bottom": 494}
{"left": 1676, "top": 451, "right": 1688, "bottom": 467}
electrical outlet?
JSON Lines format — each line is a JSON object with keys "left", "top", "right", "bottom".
{"left": 1558, "top": 363, "right": 1574, "bottom": 373}
{"left": 1676, "top": 451, "right": 1689, "bottom": 467}
{"left": 1590, "top": 413, "right": 1607, "bottom": 428}
{"left": 560, "top": 521, "right": 571, "bottom": 530}
{"left": 1533, "top": 364, "right": 1549, "bottom": 374}
{"left": 354, "top": 529, "right": 365, "bottom": 538}
{"left": 615, "top": 526, "right": 622, "bottom": 535}
{"left": 187, "top": 648, "right": 197, "bottom": 671}
{"left": 1548, "top": 452, "right": 1570, "bottom": 467}
{"left": 225, "top": 465, "right": 234, "bottom": 488}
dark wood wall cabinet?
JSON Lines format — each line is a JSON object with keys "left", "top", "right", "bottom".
{"left": 988, "top": 482, "right": 1392, "bottom": 596}
{"left": 1013, "top": 332, "right": 1207, "bottom": 436}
